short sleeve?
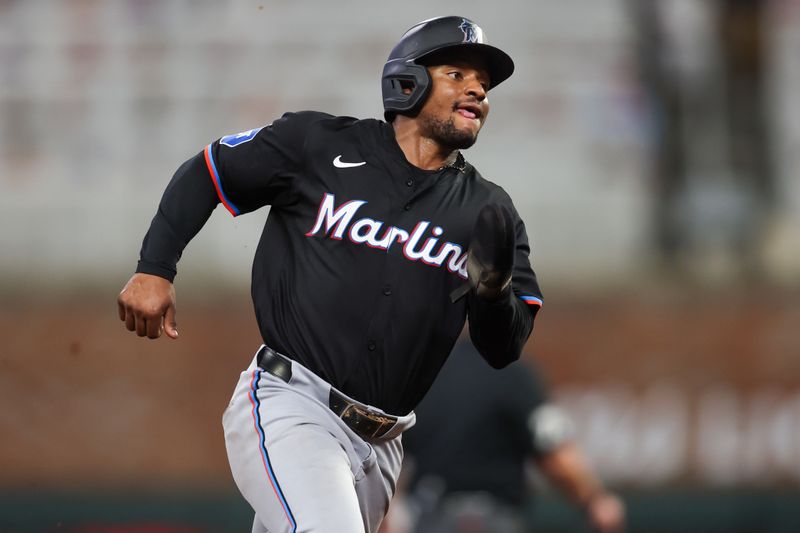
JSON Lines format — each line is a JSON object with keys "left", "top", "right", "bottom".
{"left": 506, "top": 362, "right": 575, "bottom": 456}
{"left": 203, "top": 111, "right": 332, "bottom": 215}
{"left": 498, "top": 361, "right": 550, "bottom": 456}
{"left": 502, "top": 360, "right": 550, "bottom": 426}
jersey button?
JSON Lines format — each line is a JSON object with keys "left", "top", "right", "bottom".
{"left": 382, "top": 285, "right": 392, "bottom": 296}
{"left": 367, "top": 341, "right": 377, "bottom": 351}
{"left": 406, "top": 179, "right": 414, "bottom": 187}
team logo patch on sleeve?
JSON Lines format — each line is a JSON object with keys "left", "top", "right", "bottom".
{"left": 220, "top": 127, "right": 264, "bottom": 147}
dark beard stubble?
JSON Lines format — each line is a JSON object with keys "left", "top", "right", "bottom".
{"left": 419, "top": 107, "right": 479, "bottom": 150}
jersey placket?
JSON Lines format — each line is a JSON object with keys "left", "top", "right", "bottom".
{"left": 359, "top": 168, "right": 431, "bottom": 361}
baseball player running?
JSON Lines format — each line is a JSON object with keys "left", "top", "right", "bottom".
{"left": 117, "top": 16, "right": 544, "bottom": 533}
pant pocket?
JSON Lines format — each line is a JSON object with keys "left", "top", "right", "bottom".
{"left": 352, "top": 439, "right": 376, "bottom": 482}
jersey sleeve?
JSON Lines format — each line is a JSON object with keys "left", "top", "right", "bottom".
{"left": 204, "top": 111, "right": 332, "bottom": 215}
{"left": 466, "top": 189, "right": 543, "bottom": 367}
{"left": 508, "top": 202, "right": 544, "bottom": 311}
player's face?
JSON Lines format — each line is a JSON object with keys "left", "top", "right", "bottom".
{"left": 417, "top": 59, "right": 491, "bottom": 150}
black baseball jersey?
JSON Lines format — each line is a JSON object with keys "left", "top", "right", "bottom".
{"left": 136, "top": 111, "right": 543, "bottom": 415}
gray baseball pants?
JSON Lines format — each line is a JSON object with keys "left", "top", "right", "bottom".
{"left": 223, "top": 347, "right": 415, "bottom": 533}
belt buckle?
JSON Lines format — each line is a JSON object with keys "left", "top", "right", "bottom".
{"left": 340, "top": 404, "right": 396, "bottom": 439}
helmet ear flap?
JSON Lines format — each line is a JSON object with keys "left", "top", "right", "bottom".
{"left": 381, "top": 61, "right": 431, "bottom": 121}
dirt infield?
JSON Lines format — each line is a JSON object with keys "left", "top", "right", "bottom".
{"left": 1, "top": 288, "right": 798, "bottom": 489}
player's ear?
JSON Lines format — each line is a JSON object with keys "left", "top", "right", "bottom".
{"left": 399, "top": 80, "right": 415, "bottom": 95}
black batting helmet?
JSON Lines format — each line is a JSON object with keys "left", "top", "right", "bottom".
{"left": 381, "top": 16, "right": 515, "bottom": 121}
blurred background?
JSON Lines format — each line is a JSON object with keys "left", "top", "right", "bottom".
{"left": 1, "top": 0, "right": 799, "bottom": 532}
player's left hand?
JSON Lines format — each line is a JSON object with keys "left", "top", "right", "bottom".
{"left": 465, "top": 203, "right": 515, "bottom": 300}
{"left": 586, "top": 491, "right": 626, "bottom": 533}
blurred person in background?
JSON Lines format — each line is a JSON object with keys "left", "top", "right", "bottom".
{"left": 398, "top": 339, "right": 625, "bottom": 533}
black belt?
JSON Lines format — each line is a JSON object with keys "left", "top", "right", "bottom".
{"left": 256, "top": 346, "right": 398, "bottom": 439}
{"left": 256, "top": 346, "right": 293, "bottom": 382}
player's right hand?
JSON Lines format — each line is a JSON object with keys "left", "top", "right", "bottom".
{"left": 117, "top": 273, "right": 179, "bottom": 340}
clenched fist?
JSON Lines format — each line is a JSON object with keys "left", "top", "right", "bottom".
{"left": 466, "top": 203, "right": 515, "bottom": 300}
{"left": 117, "top": 273, "right": 179, "bottom": 339}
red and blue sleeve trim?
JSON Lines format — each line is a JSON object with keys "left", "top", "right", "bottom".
{"left": 204, "top": 144, "right": 241, "bottom": 216}
{"left": 520, "top": 295, "right": 543, "bottom": 307}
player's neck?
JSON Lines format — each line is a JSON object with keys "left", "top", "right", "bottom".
{"left": 392, "top": 118, "right": 459, "bottom": 171}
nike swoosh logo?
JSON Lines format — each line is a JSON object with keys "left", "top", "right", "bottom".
{"left": 333, "top": 155, "right": 367, "bottom": 168}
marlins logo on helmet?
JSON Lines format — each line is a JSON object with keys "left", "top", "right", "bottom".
{"left": 459, "top": 18, "right": 483, "bottom": 43}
